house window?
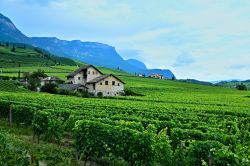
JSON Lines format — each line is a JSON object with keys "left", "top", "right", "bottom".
{"left": 100, "top": 82, "right": 102, "bottom": 85}
{"left": 92, "top": 71, "right": 95, "bottom": 74}
{"left": 112, "top": 81, "right": 115, "bottom": 85}
{"left": 88, "top": 71, "right": 90, "bottom": 74}
{"left": 118, "top": 83, "right": 120, "bottom": 86}
{"left": 78, "top": 77, "right": 81, "bottom": 80}
{"left": 105, "top": 81, "right": 108, "bottom": 85}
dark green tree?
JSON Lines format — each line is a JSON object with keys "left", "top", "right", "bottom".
{"left": 25, "top": 70, "right": 47, "bottom": 91}
{"left": 236, "top": 83, "right": 247, "bottom": 91}
{"left": 11, "top": 46, "right": 15, "bottom": 52}
{"left": 41, "top": 83, "right": 58, "bottom": 94}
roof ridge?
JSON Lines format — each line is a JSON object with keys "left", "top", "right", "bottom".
{"left": 86, "top": 74, "right": 125, "bottom": 84}
{"left": 67, "top": 65, "right": 103, "bottom": 77}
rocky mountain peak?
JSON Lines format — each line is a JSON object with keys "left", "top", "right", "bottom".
{"left": 0, "top": 13, "right": 17, "bottom": 31}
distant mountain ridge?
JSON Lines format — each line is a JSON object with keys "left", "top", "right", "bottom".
{"left": 126, "top": 59, "right": 147, "bottom": 70}
{"left": 0, "top": 13, "right": 175, "bottom": 79}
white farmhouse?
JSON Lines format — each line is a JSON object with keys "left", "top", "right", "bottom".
{"left": 150, "top": 74, "right": 165, "bottom": 80}
{"left": 65, "top": 65, "right": 125, "bottom": 96}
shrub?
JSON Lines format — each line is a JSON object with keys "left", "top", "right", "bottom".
{"left": 97, "top": 92, "right": 103, "bottom": 97}
{"left": 57, "top": 88, "right": 71, "bottom": 95}
{"left": 32, "top": 111, "right": 51, "bottom": 143}
{"left": 80, "top": 90, "right": 91, "bottom": 97}
{"left": 123, "top": 88, "right": 143, "bottom": 96}
{"left": 236, "top": 84, "right": 247, "bottom": 91}
{"left": 0, "top": 76, "right": 10, "bottom": 80}
{"left": 57, "top": 88, "right": 91, "bottom": 98}
{"left": 11, "top": 46, "right": 15, "bottom": 52}
{"left": 41, "top": 83, "right": 58, "bottom": 94}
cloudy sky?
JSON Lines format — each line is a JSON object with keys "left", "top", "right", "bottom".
{"left": 1, "top": 0, "right": 250, "bottom": 81}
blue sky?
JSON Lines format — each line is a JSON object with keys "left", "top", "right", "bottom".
{"left": 1, "top": 0, "right": 250, "bottom": 81}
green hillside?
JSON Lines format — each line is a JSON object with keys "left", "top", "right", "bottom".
{"left": 0, "top": 43, "right": 130, "bottom": 79}
{"left": 0, "top": 43, "right": 77, "bottom": 67}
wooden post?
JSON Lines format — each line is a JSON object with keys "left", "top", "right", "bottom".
{"left": 178, "top": 141, "right": 183, "bottom": 166}
{"left": 76, "top": 146, "right": 80, "bottom": 161}
{"left": 38, "top": 135, "right": 40, "bottom": 144}
{"left": 9, "top": 105, "right": 12, "bottom": 127}
{"left": 32, "top": 132, "right": 35, "bottom": 143}
{"left": 18, "top": 63, "right": 21, "bottom": 79}
{"left": 208, "top": 152, "right": 212, "bottom": 166}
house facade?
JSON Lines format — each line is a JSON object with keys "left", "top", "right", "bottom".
{"left": 66, "top": 65, "right": 125, "bottom": 96}
{"left": 67, "top": 66, "right": 102, "bottom": 85}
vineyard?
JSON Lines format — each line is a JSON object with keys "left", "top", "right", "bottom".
{"left": 0, "top": 80, "right": 27, "bottom": 92}
{"left": 0, "top": 73, "right": 250, "bottom": 165}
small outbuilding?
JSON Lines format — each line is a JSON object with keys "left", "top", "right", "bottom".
{"left": 58, "top": 84, "right": 88, "bottom": 92}
{"left": 41, "top": 76, "right": 65, "bottom": 86}
{"left": 150, "top": 74, "right": 165, "bottom": 80}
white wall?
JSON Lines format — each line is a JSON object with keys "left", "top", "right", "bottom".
{"left": 94, "top": 75, "right": 124, "bottom": 96}
{"left": 72, "top": 72, "right": 86, "bottom": 85}
{"left": 70, "top": 67, "right": 102, "bottom": 85}
{"left": 86, "top": 67, "right": 102, "bottom": 82}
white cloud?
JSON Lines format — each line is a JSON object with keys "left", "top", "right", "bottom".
{"left": 117, "top": 28, "right": 173, "bottom": 42}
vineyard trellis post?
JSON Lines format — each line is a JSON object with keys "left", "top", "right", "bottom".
{"left": 18, "top": 63, "right": 21, "bottom": 79}
{"left": 9, "top": 105, "right": 12, "bottom": 127}
{"left": 208, "top": 152, "right": 212, "bottom": 166}
{"left": 178, "top": 141, "right": 183, "bottom": 166}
